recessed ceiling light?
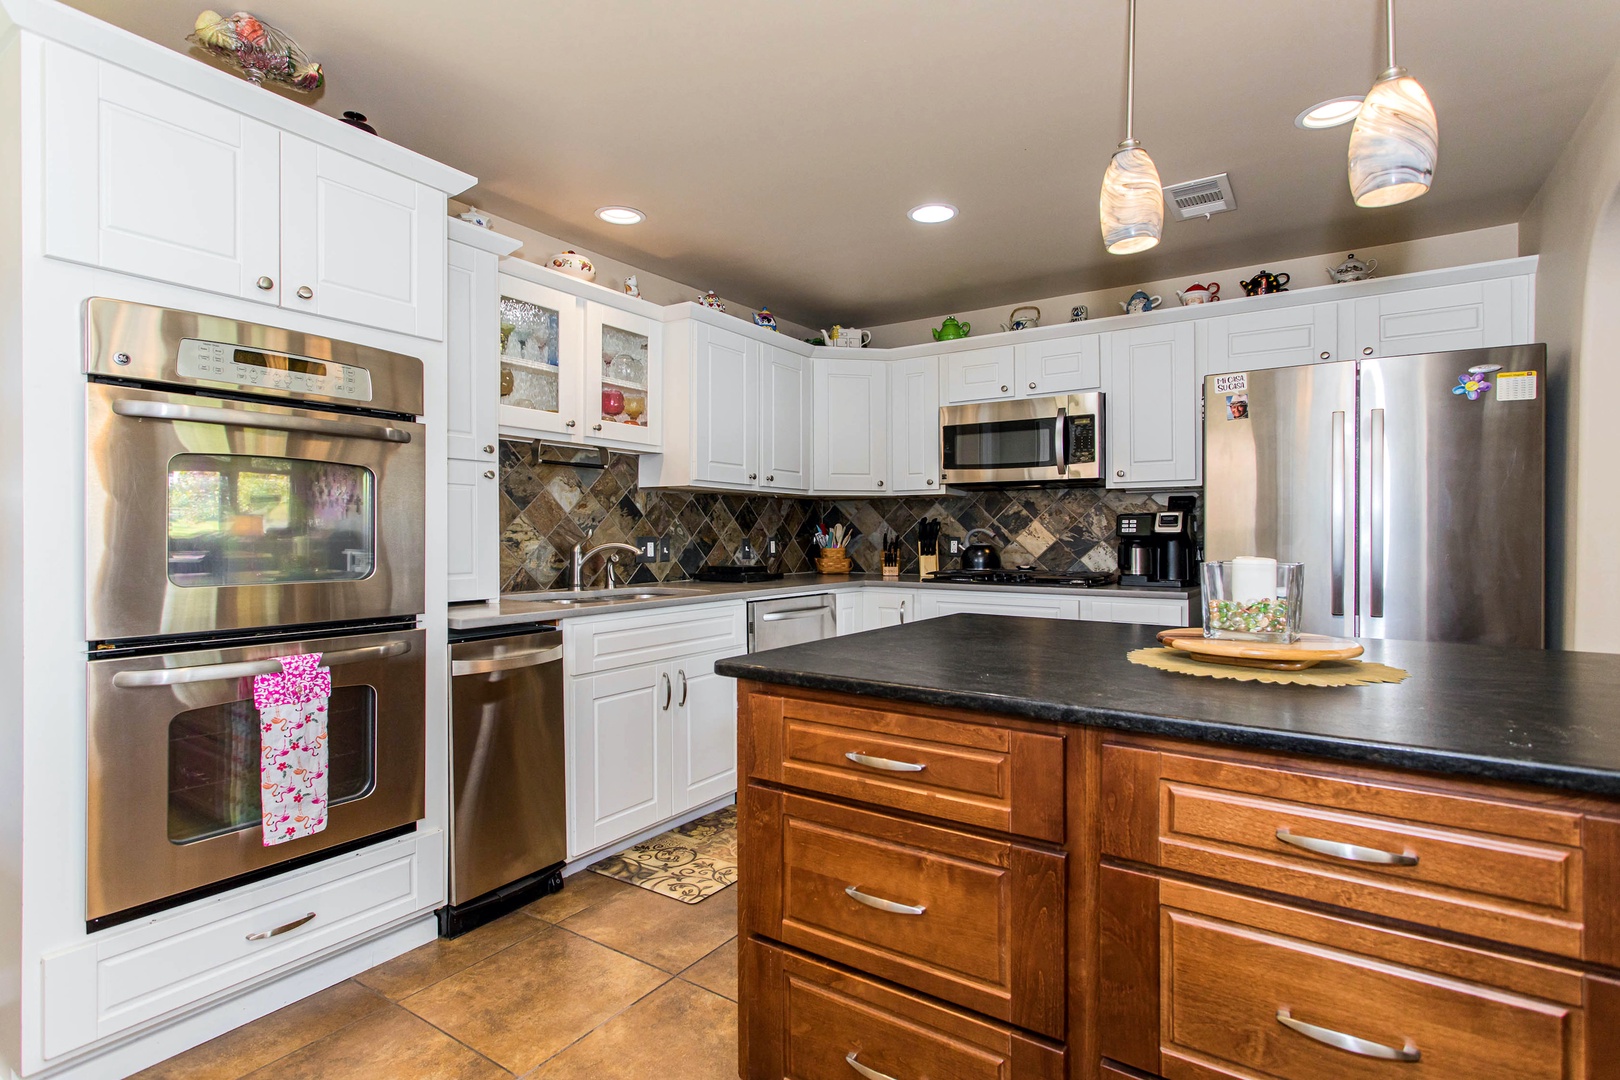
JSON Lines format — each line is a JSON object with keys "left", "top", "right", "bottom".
{"left": 595, "top": 206, "right": 645, "bottom": 225}
{"left": 1295, "top": 96, "right": 1365, "bottom": 130}
{"left": 907, "top": 203, "right": 957, "bottom": 224}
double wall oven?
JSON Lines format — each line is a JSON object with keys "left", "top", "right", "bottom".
{"left": 84, "top": 299, "right": 428, "bottom": 928}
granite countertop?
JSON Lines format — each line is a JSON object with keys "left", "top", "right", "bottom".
{"left": 448, "top": 573, "right": 1200, "bottom": 630}
{"left": 715, "top": 615, "right": 1620, "bottom": 797}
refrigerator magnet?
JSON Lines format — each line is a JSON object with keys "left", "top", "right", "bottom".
{"left": 1452, "top": 372, "right": 1492, "bottom": 400}
{"left": 1223, "top": 393, "right": 1250, "bottom": 420}
{"left": 1494, "top": 371, "right": 1538, "bottom": 401}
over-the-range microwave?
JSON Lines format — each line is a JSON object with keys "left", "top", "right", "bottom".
{"left": 939, "top": 392, "right": 1104, "bottom": 487}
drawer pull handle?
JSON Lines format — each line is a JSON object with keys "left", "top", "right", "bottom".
{"left": 845, "top": 1051, "right": 900, "bottom": 1080}
{"left": 245, "top": 911, "right": 317, "bottom": 941}
{"left": 845, "top": 885, "right": 926, "bottom": 916}
{"left": 845, "top": 751, "right": 925, "bottom": 773}
{"left": 1276, "top": 1010, "right": 1420, "bottom": 1062}
{"left": 1275, "top": 828, "right": 1418, "bottom": 866}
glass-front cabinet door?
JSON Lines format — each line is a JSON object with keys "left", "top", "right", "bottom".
{"left": 497, "top": 274, "right": 584, "bottom": 436}
{"left": 585, "top": 301, "right": 662, "bottom": 448}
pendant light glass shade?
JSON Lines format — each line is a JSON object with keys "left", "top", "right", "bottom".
{"left": 1347, "top": 68, "right": 1437, "bottom": 206}
{"left": 1100, "top": 142, "right": 1163, "bottom": 254}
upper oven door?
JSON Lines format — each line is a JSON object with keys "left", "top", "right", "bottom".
{"left": 86, "top": 381, "right": 425, "bottom": 642}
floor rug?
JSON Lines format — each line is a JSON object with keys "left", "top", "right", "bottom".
{"left": 588, "top": 805, "right": 738, "bottom": 904}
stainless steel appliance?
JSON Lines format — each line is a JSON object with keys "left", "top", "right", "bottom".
{"left": 85, "top": 626, "right": 426, "bottom": 927}
{"left": 925, "top": 570, "right": 1114, "bottom": 588}
{"left": 441, "top": 627, "right": 567, "bottom": 937}
{"left": 84, "top": 299, "right": 426, "bottom": 642}
{"left": 748, "top": 594, "right": 837, "bottom": 651}
{"left": 1203, "top": 345, "right": 1546, "bottom": 644}
{"left": 939, "top": 392, "right": 1104, "bottom": 487}
{"left": 1117, "top": 506, "right": 1198, "bottom": 588}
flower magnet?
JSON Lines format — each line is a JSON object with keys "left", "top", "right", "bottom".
{"left": 1452, "top": 372, "right": 1492, "bottom": 401}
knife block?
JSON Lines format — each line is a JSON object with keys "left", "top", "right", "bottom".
{"left": 918, "top": 554, "right": 938, "bottom": 578}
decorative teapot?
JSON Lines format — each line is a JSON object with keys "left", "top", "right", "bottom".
{"left": 1176, "top": 281, "right": 1221, "bottom": 305}
{"left": 753, "top": 307, "right": 778, "bottom": 331}
{"left": 696, "top": 290, "right": 726, "bottom": 310}
{"left": 822, "top": 326, "right": 873, "bottom": 347}
{"left": 1239, "top": 270, "right": 1290, "bottom": 296}
{"left": 1327, "top": 253, "right": 1378, "bottom": 283}
{"left": 1001, "top": 305, "right": 1041, "bottom": 332}
{"left": 1070, "top": 305, "right": 1089, "bottom": 322}
{"left": 1119, "top": 290, "right": 1163, "bottom": 315}
{"left": 549, "top": 250, "right": 595, "bottom": 281}
{"left": 932, "top": 316, "right": 971, "bottom": 341}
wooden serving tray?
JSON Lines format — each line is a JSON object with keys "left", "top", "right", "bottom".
{"left": 1156, "top": 628, "right": 1365, "bottom": 671}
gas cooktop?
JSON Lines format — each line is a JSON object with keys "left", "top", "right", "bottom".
{"left": 926, "top": 569, "right": 1116, "bottom": 588}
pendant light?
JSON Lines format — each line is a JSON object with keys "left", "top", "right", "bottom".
{"left": 1099, "top": 0, "right": 1163, "bottom": 254}
{"left": 1347, "top": 0, "right": 1438, "bottom": 207}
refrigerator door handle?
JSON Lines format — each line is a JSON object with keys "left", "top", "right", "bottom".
{"left": 1369, "top": 407, "right": 1386, "bottom": 619}
{"left": 1330, "top": 411, "right": 1347, "bottom": 617}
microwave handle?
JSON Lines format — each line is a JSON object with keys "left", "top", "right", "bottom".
{"left": 111, "top": 399, "right": 413, "bottom": 444}
{"left": 111, "top": 640, "right": 410, "bottom": 688}
{"left": 1055, "top": 407, "right": 1068, "bottom": 477}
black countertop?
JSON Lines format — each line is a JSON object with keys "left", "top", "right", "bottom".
{"left": 715, "top": 616, "right": 1620, "bottom": 797}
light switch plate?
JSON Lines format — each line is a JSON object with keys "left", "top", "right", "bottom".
{"left": 635, "top": 537, "right": 657, "bottom": 562}
{"left": 948, "top": 538, "right": 961, "bottom": 555}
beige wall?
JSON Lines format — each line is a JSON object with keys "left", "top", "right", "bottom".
{"left": 862, "top": 225, "right": 1521, "bottom": 348}
{"left": 1519, "top": 58, "right": 1620, "bottom": 654}
{"left": 449, "top": 200, "right": 817, "bottom": 342}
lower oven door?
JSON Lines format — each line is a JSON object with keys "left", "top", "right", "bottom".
{"left": 85, "top": 627, "right": 426, "bottom": 925}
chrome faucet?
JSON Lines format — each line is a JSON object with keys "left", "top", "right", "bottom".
{"left": 571, "top": 542, "right": 642, "bottom": 590}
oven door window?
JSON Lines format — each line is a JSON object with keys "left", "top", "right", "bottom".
{"left": 167, "top": 686, "right": 377, "bottom": 844}
{"left": 942, "top": 418, "right": 1059, "bottom": 470}
{"left": 167, "top": 455, "right": 375, "bottom": 586}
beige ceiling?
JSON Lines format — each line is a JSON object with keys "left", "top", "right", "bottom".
{"left": 67, "top": 1, "right": 1620, "bottom": 327}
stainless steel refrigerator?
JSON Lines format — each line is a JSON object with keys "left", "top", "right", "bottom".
{"left": 1203, "top": 344, "right": 1545, "bottom": 646}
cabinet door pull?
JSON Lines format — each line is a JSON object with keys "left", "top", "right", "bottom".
{"left": 844, "top": 885, "right": 925, "bottom": 916}
{"left": 1275, "top": 828, "right": 1417, "bottom": 865}
{"left": 565, "top": 419, "right": 577, "bottom": 428}
{"left": 845, "top": 751, "right": 925, "bottom": 773}
{"left": 677, "top": 668, "right": 688, "bottom": 707}
{"left": 1363, "top": 346, "right": 1375, "bottom": 355}
{"left": 1320, "top": 351, "right": 1331, "bottom": 359}
{"left": 256, "top": 275, "right": 274, "bottom": 291}
{"left": 1000, "top": 384, "right": 1009, "bottom": 392}
{"left": 1028, "top": 381, "right": 1037, "bottom": 390}
{"left": 482, "top": 469, "right": 495, "bottom": 479}
{"left": 845, "top": 1051, "right": 900, "bottom": 1080}
{"left": 661, "top": 672, "right": 672, "bottom": 710}
{"left": 765, "top": 474, "right": 774, "bottom": 482}
{"left": 1276, "top": 1010, "right": 1420, "bottom": 1062}
{"left": 748, "top": 473, "right": 758, "bottom": 480}
{"left": 926, "top": 478, "right": 935, "bottom": 486}
{"left": 295, "top": 285, "right": 314, "bottom": 300}
{"left": 483, "top": 444, "right": 495, "bottom": 454}
{"left": 898, "top": 599, "right": 906, "bottom": 625}
{"left": 876, "top": 479, "right": 885, "bottom": 487}
{"left": 593, "top": 423, "right": 603, "bottom": 431}
{"left": 246, "top": 911, "right": 316, "bottom": 941}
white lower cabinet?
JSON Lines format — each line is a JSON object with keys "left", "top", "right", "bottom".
{"left": 670, "top": 649, "right": 741, "bottom": 811}
{"left": 835, "top": 591, "right": 862, "bottom": 636}
{"left": 567, "top": 663, "right": 671, "bottom": 858}
{"left": 915, "top": 592, "right": 1081, "bottom": 620}
{"left": 861, "top": 588, "right": 917, "bottom": 630}
{"left": 1079, "top": 595, "right": 1190, "bottom": 626}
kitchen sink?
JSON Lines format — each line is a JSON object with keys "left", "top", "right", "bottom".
{"left": 503, "top": 586, "right": 706, "bottom": 606}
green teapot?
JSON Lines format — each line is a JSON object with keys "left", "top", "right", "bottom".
{"left": 932, "top": 316, "right": 971, "bottom": 341}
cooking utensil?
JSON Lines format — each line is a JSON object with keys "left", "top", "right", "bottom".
{"left": 960, "top": 528, "right": 1001, "bottom": 570}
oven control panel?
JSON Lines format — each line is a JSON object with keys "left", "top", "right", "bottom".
{"left": 177, "top": 339, "right": 374, "bottom": 401}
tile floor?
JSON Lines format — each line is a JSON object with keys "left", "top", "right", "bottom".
{"left": 134, "top": 873, "right": 740, "bottom": 1079}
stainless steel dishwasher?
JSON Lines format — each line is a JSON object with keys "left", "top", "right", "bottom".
{"left": 440, "top": 625, "right": 566, "bottom": 937}
{"left": 748, "top": 593, "right": 838, "bottom": 652}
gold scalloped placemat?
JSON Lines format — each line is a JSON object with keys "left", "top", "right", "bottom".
{"left": 1128, "top": 647, "right": 1410, "bottom": 687}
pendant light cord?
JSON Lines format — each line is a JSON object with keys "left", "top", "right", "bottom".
{"left": 1385, "top": 0, "right": 1397, "bottom": 70}
{"left": 1125, "top": 0, "right": 1137, "bottom": 142}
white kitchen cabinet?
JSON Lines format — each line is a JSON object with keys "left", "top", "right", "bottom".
{"left": 814, "top": 358, "right": 890, "bottom": 493}
{"left": 915, "top": 592, "right": 1081, "bottom": 620}
{"left": 760, "top": 345, "right": 813, "bottom": 492}
{"left": 445, "top": 223, "right": 520, "bottom": 603}
{"left": 585, "top": 301, "right": 663, "bottom": 448}
{"left": 1079, "top": 595, "right": 1189, "bottom": 626}
{"left": 942, "top": 345, "right": 1018, "bottom": 403}
{"left": 669, "top": 649, "right": 740, "bottom": 813}
{"left": 862, "top": 588, "right": 918, "bottom": 630}
{"left": 1105, "top": 322, "right": 1199, "bottom": 488}
{"left": 1204, "top": 303, "right": 1341, "bottom": 375}
{"left": 835, "top": 591, "right": 862, "bottom": 635}
{"left": 496, "top": 272, "right": 586, "bottom": 437}
{"left": 690, "top": 321, "right": 758, "bottom": 487}
{"left": 1015, "top": 335, "right": 1103, "bottom": 396}
{"left": 568, "top": 663, "right": 670, "bottom": 858}
{"left": 889, "top": 356, "right": 942, "bottom": 494}
{"left": 1345, "top": 278, "right": 1527, "bottom": 358}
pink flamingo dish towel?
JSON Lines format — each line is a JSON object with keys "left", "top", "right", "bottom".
{"left": 254, "top": 653, "right": 332, "bottom": 846}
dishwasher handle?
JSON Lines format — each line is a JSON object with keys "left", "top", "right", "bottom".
{"left": 451, "top": 644, "right": 563, "bottom": 676}
{"left": 760, "top": 607, "right": 836, "bottom": 622}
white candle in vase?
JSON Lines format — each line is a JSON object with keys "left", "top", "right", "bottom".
{"left": 1230, "top": 556, "right": 1277, "bottom": 606}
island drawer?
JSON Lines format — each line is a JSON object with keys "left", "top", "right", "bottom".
{"left": 743, "top": 939, "right": 1066, "bottom": 1080}
{"left": 1100, "top": 741, "right": 1600, "bottom": 959}
{"left": 743, "top": 786, "right": 1066, "bottom": 1039}
{"left": 1099, "top": 869, "right": 1591, "bottom": 1080}
{"left": 743, "top": 692, "right": 1066, "bottom": 842}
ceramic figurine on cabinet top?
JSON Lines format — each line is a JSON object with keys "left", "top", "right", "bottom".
{"left": 754, "top": 308, "right": 778, "bottom": 331}
{"left": 1328, "top": 254, "right": 1378, "bottom": 282}
{"left": 1120, "top": 290, "right": 1163, "bottom": 314}
{"left": 188, "top": 10, "right": 324, "bottom": 90}
{"left": 458, "top": 207, "right": 494, "bottom": 228}
{"left": 549, "top": 251, "right": 596, "bottom": 281}
{"left": 1001, "top": 306, "right": 1041, "bottom": 332}
{"left": 1239, "top": 270, "right": 1290, "bottom": 296}
{"left": 697, "top": 290, "right": 726, "bottom": 310}
{"left": 1070, "top": 305, "right": 1089, "bottom": 322}
{"left": 623, "top": 275, "right": 640, "bottom": 298}
{"left": 932, "top": 316, "right": 970, "bottom": 341}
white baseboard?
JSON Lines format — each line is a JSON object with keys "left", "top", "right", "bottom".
{"left": 562, "top": 792, "right": 737, "bottom": 878}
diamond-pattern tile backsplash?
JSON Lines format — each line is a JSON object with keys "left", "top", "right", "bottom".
{"left": 498, "top": 441, "right": 1183, "bottom": 591}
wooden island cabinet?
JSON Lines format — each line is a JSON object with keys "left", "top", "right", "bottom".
{"left": 736, "top": 681, "right": 1620, "bottom": 1080}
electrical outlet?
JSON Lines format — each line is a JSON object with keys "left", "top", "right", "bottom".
{"left": 635, "top": 536, "right": 657, "bottom": 562}
{"left": 739, "top": 539, "right": 755, "bottom": 561}
{"left": 658, "top": 537, "right": 672, "bottom": 561}
{"left": 948, "top": 537, "right": 961, "bottom": 555}
{"left": 767, "top": 538, "right": 779, "bottom": 556}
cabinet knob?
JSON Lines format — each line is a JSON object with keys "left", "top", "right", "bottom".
{"left": 765, "top": 475, "right": 774, "bottom": 482}
{"left": 1363, "top": 346, "right": 1375, "bottom": 356}
{"left": 592, "top": 423, "right": 603, "bottom": 431}
{"left": 1028, "top": 381, "right": 1037, "bottom": 390}
{"left": 1000, "top": 384, "right": 1009, "bottom": 393}
{"left": 926, "top": 478, "right": 935, "bottom": 486}
{"left": 1116, "top": 469, "right": 1126, "bottom": 478}
{"left": 256, "top": 276, "right": 274, "bottom": 291}
{"left": 877, "top": 479, "right": 885, "bottom": 488}
{"left": 566, "top": 420, "right": 577, "bottom": 428}
{"left": 482, "top": 469, "right": 495, "bottom": 479}
{"left": 1320, "top": 351, "right": 1331, "bottom": 360}
{"left": 483, "top": 444, "right": 495, "bottom": 454}
{"left": 295, "top": 285, "right": 314, "bottom": 300}
{"left": 748, "top": 473, "right": 758, "bottom": 480}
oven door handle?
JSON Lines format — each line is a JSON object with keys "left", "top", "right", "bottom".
{"left": 111, "top": 399, "right": 414, "bottom": 443}
{"left": 111, "top": 641, "right": 410, "bottom": 688}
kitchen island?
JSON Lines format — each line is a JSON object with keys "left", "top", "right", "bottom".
{"left": 721, "top": 617, "right": 1620, "bottom": 1079}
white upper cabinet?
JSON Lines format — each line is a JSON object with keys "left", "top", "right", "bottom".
{"left": 1105, "top": 322, "right": 1199, "bottom": 488}
{"left": 279, "top": 136, "right": 445, "bottom": 339}
{"left": 1015, "top": 335, "right": 1102, "bottom": 396}
{"left": 497, "top": 272, "right": 587, "bottom": 438}
{"left": 814, "top": 358, "right": 889, "bottom": 492}
{"left": 942, "top": 345, "right": 1017, "bottom": 403}
{"left": 1205, "top": 303, "right": 1341, "bottom": 375}
{"left": 889, "top": 356, "right": 942, "bottom": 493}
{"left": 1346, "top": 279, "right": 1526, "bottom": 358}
{"left": 585, "top": 301, "right": 663, "bottom": 448}
{"left": 759, "top": 345, "right": 812, "bottom": 492}
{"left": 691, "top": 323, "right": 759, "bottom": 487}
{"left": 42, "top": 43, "right": 450, "bottom": 339}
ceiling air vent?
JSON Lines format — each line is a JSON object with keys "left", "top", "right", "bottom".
{"left": 1163, "top": 173, "right": 1237, "bottom": 221}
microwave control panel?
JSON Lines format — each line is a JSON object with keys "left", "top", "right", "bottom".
{"left": 1066, "top": 413, "right": 1097, "bottom": 464}
{"left": 177, "top": 339, "right": 375, "bottom": 401}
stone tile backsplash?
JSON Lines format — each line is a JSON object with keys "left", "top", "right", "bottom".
{"left": 498, "top": 441, "right": 1181, "bottom": 592}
